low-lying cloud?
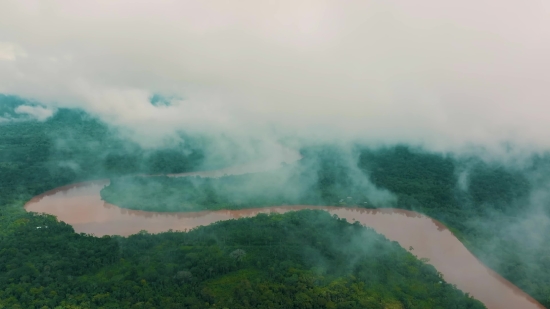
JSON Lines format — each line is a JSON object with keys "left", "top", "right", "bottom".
{"left": 14, "top": 104, "right": 54, "bottom": 121}
{"left": 0, "top": 1, "right": 549, "bottom": 155}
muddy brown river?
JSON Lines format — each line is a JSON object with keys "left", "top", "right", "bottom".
{"left": 24, "top": 151, "right": 545, "bottom": 309}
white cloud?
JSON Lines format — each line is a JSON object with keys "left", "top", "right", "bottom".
{"left": 0, "top": 42, "right": 26, "bottom": 61}
{"left": 14, "top": 105, "right": 54, "bottom": 121}
{"left": 0, "top": 0, "right": 549, "bottom": 155}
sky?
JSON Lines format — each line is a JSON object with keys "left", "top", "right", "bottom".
{"left": 0, "top": 0, "right": 549, "bottom": 155}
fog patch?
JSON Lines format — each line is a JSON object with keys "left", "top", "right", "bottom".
{"left": 0, "top": 114, "right": 13, "bottom": 123}
{"left": 456, "top": 170, "right": 470, "bottom": 192}
{"left": 57, "top": 161, "right": 81, "bottom": 172}
{"left": 0, "top": 94, "right": 55, "bottom": 122}
{"left": 14, "top": 104, "right": 55, "bottom": 121}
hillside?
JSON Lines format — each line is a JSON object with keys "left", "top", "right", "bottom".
{"left": 0, "top": 210, "right": 485, "bottom": 309}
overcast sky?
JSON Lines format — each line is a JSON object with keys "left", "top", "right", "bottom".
{"left": 0, "top": 1, "right": 549, "bottom": 154}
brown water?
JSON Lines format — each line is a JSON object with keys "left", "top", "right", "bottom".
{"left": 25, "top": 182, "right": 545, "bottom": 309}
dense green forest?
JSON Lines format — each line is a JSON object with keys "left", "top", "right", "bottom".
{"left": 0, "top": 95, "right": 267, "bottom": 207}
{"left": 0, "top": 209, "right": 485, "bottom": 309}
{"left": 102, "top": 145, "right": 550, "bottom": 307}
{"left": 1, "top": 95, "right": 549, "bottom": 307}
{"left": 0, "top": 96, "right": 203, "bottom": 206}
{"left": 358, "top": 146, "right": 550, "bottom": 305}
{"left": 1, "top": 96, "right": 484, "bottom": 308}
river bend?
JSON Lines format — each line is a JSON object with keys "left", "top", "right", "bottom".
{"left": 24, "top": 149, "right": 545, "bottom": 309}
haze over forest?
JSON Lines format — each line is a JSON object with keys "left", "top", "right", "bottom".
{"left": 1, "top": 1, "right": 550, "bottom": 308}
{"left": 1, "top": 1, "right": 549, "bottom": 154}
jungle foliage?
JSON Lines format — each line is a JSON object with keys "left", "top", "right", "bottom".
{"left": 102, "top": 145, "right": 550, "bottom": 307}
{"left": 1, "top": 95, "right": 548, "bottom": 307}
{"left": 0, "top": 209, "right": 485, "bottom": 309}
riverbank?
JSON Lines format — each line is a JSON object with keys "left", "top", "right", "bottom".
{"left": 3, "top": 209, "right": 490, "bottom": 309}
{"left": 24, "top": 181, "right": 545, "bottom": 309}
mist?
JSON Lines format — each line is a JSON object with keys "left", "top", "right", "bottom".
{"left": 0, "top": 0, "right": 549, "bottom": 157}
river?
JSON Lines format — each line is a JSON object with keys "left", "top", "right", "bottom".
{"left": 24, "top": 147, "right": 545, "bottom": 309}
